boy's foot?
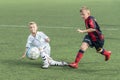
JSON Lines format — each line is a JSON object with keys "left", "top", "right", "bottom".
{"left": 105, "top": 51, "right": 111, "bottom": 61}
{"left": 69, "top": 62, "right": 78, "bottom": 68}
{"left": 62, "top": 61, "right": 68, "bottom": 66}
{"left": 42, "top": 62, "right": 49, "bottom": 69}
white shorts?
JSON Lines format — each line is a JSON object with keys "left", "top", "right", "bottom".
{"left": 42, "top": 45, "right": 51, "bottom": 56}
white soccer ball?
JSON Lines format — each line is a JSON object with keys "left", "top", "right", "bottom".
{"left": 26, "top": 47, "right": 40, "bottom": 60}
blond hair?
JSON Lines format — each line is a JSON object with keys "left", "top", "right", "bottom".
{"left": 29, "top": 21, "right": 37, "bottom": 26}
{"left": 80, "top": 6, "right": 91, "bottom": 14}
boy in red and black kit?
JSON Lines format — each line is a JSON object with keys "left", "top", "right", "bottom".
{"left": 69, "top": 6, "right": 111, "bottom": 68}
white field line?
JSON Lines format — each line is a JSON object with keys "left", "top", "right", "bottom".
{"left": 0, "top": 24, "right": 119, "bottom": 30}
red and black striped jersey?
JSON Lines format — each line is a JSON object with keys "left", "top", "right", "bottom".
{"left": 85, "top": 16, "right": 104, "bottom": 41}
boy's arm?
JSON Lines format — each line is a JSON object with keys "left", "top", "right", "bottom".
{"left": 20, "top": 48, "right": 27, "bottom": 59}
{"left": 45, "top": 38, "right": 50, "bottom": 43}
{"left": 40, "top": 31, "right": 50, "bottom": 43}
{"left": 77, "top": 28, "right": 96, "bottom": 33}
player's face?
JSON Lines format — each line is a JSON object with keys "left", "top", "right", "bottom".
{"left": 80, "top": 10, "right": 89, "bottom": 20}
{"left": 29, "top": 24, "right": 38, "bottom": 34}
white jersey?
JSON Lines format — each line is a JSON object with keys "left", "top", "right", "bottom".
{"left": 25, "top": 31, "right": 68, "bottom": 67}
{"left": 26, "top": 31, "right": 50, "bottom": 49}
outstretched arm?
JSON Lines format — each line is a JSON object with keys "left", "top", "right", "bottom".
{"left": 77, "top": 28, "right": 96, "bottom": 33}
{"left": 19, "top": 48, "right": 27, "bottom": 59}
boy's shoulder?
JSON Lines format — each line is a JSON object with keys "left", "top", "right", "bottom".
{"left": 27, "top": 34, "right": 34, "bottom": 40}
{"left": 87, "top": 16, "right": 97, "bottom": 22}
{"left": 37, "top": 31, "right": 46, "bottom": 35}
{"left": 88, "top": 16, "right": 95, "bottom": 20}
{"left": 37, "top": 31, "right": 44, "bottom": 34}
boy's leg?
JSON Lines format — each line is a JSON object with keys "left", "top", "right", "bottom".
{"left": 40, "top": 47, "right": 68, "bottom": 68}
{"left": 94, "top": 40, "right": 111, "bottom": 61}
{"left": 44, "top": 46, "right": 51, "bottom": 57}
{"left": 39, "top": 46, "right": 51, "bottom": 69}
{"left": 49, "top": 59, "right": 68, "bottom": 66}
{"left": 98, "top": 48, "right": 111, "bottom": 61}
{"left": 69, "top": 42, "right": 89, "bottom": 68}
{"left": 41, "top": 52, "right": 68, "bottom": 66}
{"left": 40, "top": 51, "right": 50, "bottom": 69}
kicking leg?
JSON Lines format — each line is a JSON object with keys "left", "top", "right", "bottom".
{"left": 49, "top": 59, "right": 68, "bottom": 66}
{"left": 69, "top": 42, "right": 89, "bottom": 68}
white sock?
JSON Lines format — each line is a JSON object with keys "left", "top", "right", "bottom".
{"left": 40, "top": 52, "right": 49, "bottom": 65}
{"left": 49, "top": 60, "right": 68, "bottom": 66}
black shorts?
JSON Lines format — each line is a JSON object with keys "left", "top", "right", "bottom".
{"left": 83, "top": 35, "right": 104, "bottom": 50}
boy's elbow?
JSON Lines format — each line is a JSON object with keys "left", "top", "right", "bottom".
{"left": 46, "top": 38, "right": 50, "bottom": 42}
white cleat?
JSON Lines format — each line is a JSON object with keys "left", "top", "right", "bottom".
{"left": 62, "top": 61, "right": 68, "bottom": 66}
{"left": 42, "top": 62, "right": 50, "bottom": 69}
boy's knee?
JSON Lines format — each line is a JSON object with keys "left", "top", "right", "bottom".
{"left": 80, "top": 42, "right": 89, "bottom": 51}
{"left": 96, "top": 48, "right": 103, "bottom": 53}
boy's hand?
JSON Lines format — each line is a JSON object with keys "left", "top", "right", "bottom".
{"left": 18, "top": 53, "right": 26, "bottom": 60}
{"left": 77, "top": 29, "right": 84, "bottom": 33}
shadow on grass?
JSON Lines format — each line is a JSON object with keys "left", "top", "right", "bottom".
{"left": 100, "top": 24, "right": 120, "bottom": 27}
{"left": 1, "top": 58, "right": 69, "bottom": 69}
{"left": 1, "top": 58, "right": 42, "bottom": 68}
{"left": 64, "top": 62, "right": 119, "bottom": 76}
{"left": 105, "top": 37, "right": 120, "bottom": 41}
{"left": 1, "top": 58, "right": 118, "bottom": 76}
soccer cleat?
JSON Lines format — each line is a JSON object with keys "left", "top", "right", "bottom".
{"left": 69, "top": 62, "right": 78, "bottom": 68}
{"left": 42, "top": 62, "right": 50, "bottom": 69}
{"left": 42, "top": 64, "right": 49, "bottom": 69}
{"left": 105, "top": 51, "right": 111, "bottom": 61}
{"left": 62, "top": 61, "right": 68, "bottom": 66}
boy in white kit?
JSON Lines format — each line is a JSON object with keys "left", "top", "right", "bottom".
{"left": 21, "top": 22, "right": 68, "bottom": 69}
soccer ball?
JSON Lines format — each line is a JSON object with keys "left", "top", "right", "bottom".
{"left": 26, "top": 47, "right": 40, "bottom": 60}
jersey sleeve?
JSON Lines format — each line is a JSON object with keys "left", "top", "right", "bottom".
{"left": 39, "top": 32, "right": 49, "bottom": 39}
{"left": 26, "top": 35, "right": 33, "bottom": 48}
{"left": 88, "top": 18, "right": 96, "bottom": 29}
